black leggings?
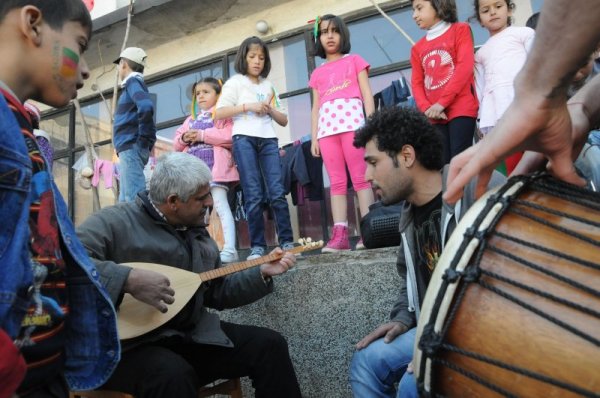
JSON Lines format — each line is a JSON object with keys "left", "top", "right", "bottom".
{"left": 435, "top": 116, "right": 476, "bottom": 164}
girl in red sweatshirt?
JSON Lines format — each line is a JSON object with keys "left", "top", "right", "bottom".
{"left": 410, "top": 0, "right": 478, "bottom": 164}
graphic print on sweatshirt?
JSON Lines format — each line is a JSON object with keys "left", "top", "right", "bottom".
{"left": 422, "top": 48, "right": 455, "bottom": 90}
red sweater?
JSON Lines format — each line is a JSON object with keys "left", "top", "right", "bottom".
{"left": 410, "top": 22, "right": 478, "bottom": 124}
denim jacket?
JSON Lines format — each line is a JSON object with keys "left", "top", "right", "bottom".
{"left": 0, "top": 94, "right": 120, "bottom": 390}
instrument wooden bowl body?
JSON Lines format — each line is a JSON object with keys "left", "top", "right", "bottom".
{"left": 117, "top": 262, "right": 202, "bottom": 340}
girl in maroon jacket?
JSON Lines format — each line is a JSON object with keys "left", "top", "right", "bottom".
{"left": 410, "top": 0, "right": 478, "bottom": 164}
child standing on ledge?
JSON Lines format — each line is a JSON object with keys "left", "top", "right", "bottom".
{"left": 309, "top": 14, "right": 375, "bottom": 252}
{"left": 174, "top": 77, "right": 239, "bottom": 263}
{"left": 215, "top": 36, "right": 294, "bottom": 261}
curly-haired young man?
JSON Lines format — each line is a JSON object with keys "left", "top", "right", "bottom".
{"left": 349, "top": 106, "right": 505, "bottom": 397}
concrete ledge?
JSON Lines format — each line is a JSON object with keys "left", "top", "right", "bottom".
{"left": 219, "top": 247, "right": 401, "bottom": 397}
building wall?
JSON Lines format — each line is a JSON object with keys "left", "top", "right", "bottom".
{"left": 89, "top": 0, "right": 117, "bottom": 19}
{"left": 84, "top": 0, "right": 534, "bottom": 100}
{"left": 83, "top": 0, "right": 405, "bottom": 99}
{"left": 42, "top": 0, "right": 543, "bottom": 231}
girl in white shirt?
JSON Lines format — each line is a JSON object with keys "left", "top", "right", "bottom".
{"left": 215, "top": 36, "right": 293, "bottom": 260}
{"left": 474, "top": 0, "right": 534, "bottom": 174}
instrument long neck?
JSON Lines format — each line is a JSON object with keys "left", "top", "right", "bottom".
{"left": 199, "top": 252, "right": 283, "bottom": 281}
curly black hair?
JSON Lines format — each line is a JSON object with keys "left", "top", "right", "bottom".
{"left": 354, "top": 106, "right": 444, "bottom": 171}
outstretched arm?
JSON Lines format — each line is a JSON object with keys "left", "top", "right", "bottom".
{"left": 444, "top": 0, "right": 600, "bottom": 203}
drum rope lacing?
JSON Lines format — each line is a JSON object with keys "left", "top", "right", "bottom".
{"left": 509, "top": 204, "right": 600, "bottom": 248}
{"left": 534, "top": 178, "right": 600, "bottom": 212}
{"left": 493, "top": 231, "right": 600, "bottom": 273}
{"left": 419, "top": 174, "right": 600, "bottom": 398}
{"left": 512, "top": 199, "right": 600, "bottom": 228}
{"left": 486, "top": 244, "right": 600, "bottom": 299}
{"left": 438, "top": 342, "right": 600, "bottom": 397}
{"left": 480, "top": 266, "right": 600, "bottom": 319}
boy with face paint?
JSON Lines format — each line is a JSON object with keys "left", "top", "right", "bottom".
{"left": 0, "top": 1, "right": 120, "bottom": 397}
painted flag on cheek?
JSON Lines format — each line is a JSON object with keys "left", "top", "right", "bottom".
{"left": 60, "top": 48, "right": 79, "bottom": 78}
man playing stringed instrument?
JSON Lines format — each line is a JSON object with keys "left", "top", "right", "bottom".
{"left": 77, "top": 152, "right": 302, "bottom": 398}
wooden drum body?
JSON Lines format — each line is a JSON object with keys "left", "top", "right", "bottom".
{"left": 414, "top": 174, "right": 600, "bottom": 397}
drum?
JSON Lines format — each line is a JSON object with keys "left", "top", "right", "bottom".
{"left": 414, "top": 174, "right": 600, "bottom": 397}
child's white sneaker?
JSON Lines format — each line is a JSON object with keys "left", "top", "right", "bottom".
{"left": 220, "top": 250, "right": 239, "bottom": 263}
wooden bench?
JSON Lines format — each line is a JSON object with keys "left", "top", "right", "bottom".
{"left": 70, "top": 378, "right": 243, "bottom": 398}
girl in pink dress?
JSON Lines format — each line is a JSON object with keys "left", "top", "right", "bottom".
{"left": 309, "top": 14, "right": 375, "bottom": 252}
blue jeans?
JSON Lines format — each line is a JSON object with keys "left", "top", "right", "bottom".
{"left": 350, "top": 327, "right": 418, "bottom": 398}
{"left": 575, "top": 142, "right": 600, "bottom": 191}
{"left": 118, "top": 143, "right": 150, "bottom": 202}
{"left": 588, "top": 130, "right": 600, "bottom": 146}
{"left": 232, "top": 135, "right": 293, "bottom": 249}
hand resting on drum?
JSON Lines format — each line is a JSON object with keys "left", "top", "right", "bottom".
{"left": 124, "top": 268, "right": 176, "bottom": 313}
{"left": 355, "top": 321, "right": 410, "bottom": 349}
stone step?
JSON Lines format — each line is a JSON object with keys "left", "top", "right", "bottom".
{"left": 219, "top": 246, "right": 400, "bottom": 398}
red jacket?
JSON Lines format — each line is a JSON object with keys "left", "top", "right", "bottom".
{"left": 410, "top": 22, "right": 478, "bottom": 124}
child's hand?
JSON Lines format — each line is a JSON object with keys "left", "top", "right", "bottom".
{"left": 311, "top": 139, "right": 320, "bottom": 157}
{"left": 425, "top": 103, "right": 447, "bottom": 120}
{"left": 264, "top": 104, "right": 273, "bottom": 116}
{"left": 247, "top": 102, "right": 270, "bottom": 116}
{"left": 183, "top": 130, "right": 198, "bottom": 144}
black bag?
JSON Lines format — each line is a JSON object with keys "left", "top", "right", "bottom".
{"left": 360, "top": 201, "right": 403, "bottom": 249}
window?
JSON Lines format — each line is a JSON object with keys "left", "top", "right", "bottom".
{"left": 228, "top": 54, "right": 236, "bottom": 77}
{"left": 344, "top": 1, "right": 489, "bottom": 68}
{"left": 155, "top": 125, "right": 180, "bottom": 146}
{"left": 52, "top": 157, "right": 70, "bottom": 208}
{"left": 148, "top": 62, "right": 222, "bottom": 126}
{"left": 370, "top": 69, "right": 413, "bottom": 96}
{"left": 76, "top": 99, "right": 113, "bottom": 147}
{"left": 39, "top": 111, "right": 71, "bottom": 151}
{"left": 282, "top": 93, "right": 312, "bottom": 142}
{"left": 456, "top": 0, "right": 489, "bottom": 46}
{"left": 269, "top": 35, "right": 309, "bottom": 92}
{"left": 348, "top": 8, "right": 422, "bottom": 69}
{"left": 531, "top": 0, "right": 544, "bottom": 13}
{"left": 73, "top": 145, "right": 119, "bottom": 225}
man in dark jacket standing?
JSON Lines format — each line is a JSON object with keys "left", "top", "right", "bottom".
{"left": 113, "top": 47, "right": 156, "bottom": 202}
{"left": 77, "top": 152, "right": 301, "bottom": 398}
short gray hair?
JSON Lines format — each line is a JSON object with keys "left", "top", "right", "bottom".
{"left": 149, "top": 152, "right": 212, "bottom": 204}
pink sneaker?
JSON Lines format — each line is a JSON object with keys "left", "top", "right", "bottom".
{"left": 322, "top": 225, "right": 351, "bottom": 253}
